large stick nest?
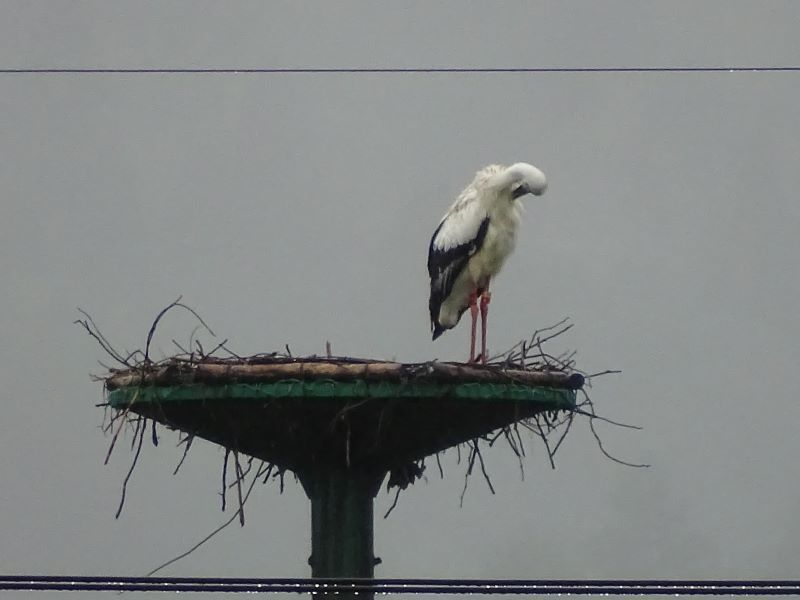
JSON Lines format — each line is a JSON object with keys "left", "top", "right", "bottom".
{"left": 77, "top": 298, "right": 645, "bottom": 576}
{"left": 103, "top": 355, "right": 586, "bottom": 391}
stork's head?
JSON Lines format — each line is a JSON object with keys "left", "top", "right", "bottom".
{"left": 495, "top": 162, "right": 548, "bottom": 199}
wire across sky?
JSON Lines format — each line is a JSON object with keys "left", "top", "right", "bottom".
{"left": 1, "top": 65, "right": 799, "bottom": 74}
{"left": 3, "top": 576, "right": 800, "bottom": 595}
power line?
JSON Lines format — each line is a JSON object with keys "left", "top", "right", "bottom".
{"left": 2, "top": 576, "right": 800, "bottom": 595}
{"left": 0, "top": 66, "right": 799, "bottom": 74}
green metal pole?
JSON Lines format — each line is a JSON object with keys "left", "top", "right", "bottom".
{"left": 300, "top": 467, "right": 384, "bottom": 599}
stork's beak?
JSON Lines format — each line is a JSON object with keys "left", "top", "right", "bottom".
{"left": 511, "top": 185, "right": 529, "bottom": 199}
{"left": 512, "top": 181, "right": 547, "bottom": 199}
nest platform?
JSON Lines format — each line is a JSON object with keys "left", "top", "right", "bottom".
{"left": 105, "top": 356, "right": 583, "bottom": 585}
{"left": 106, "top": 356, "right": 583, "bottom": 476}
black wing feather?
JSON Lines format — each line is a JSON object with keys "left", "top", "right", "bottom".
{"left": 428, "top": 217, "right": 490, "bottom": 338}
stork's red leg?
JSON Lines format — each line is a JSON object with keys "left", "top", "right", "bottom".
{"left": 479, "top": 288, "right": 492, "bottom": 365}
{"left": 468, "top": 290, "right": 479, "bottom": 363}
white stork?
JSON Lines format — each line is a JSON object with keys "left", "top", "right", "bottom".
{"left": 428, "top": 162, "right": 548, "bottom": 363}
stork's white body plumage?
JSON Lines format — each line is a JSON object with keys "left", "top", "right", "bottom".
{"left": 428, "top": 163, "right": 547, "bottom": 362}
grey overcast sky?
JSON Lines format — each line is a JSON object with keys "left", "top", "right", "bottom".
{"left": 2, "top": 2, "right": 800, "bottom": 599}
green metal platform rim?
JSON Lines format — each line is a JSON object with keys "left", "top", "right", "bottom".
{"left": 107, "top": 378, "right": 576, "bottom": 409}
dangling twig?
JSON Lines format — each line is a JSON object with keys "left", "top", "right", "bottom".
{"left": 589, "top": 418, "right": 650, "bottom": 468}
{"left": 173, "top": 435, "right": 194, "bottom": 475}
{"left": 144, "top": 460, "right": 265, "bottom": 577}
{"left": 435, "top": 453, "right": 444, "bottom": 479}
{"left": 531, "top": 416, "right": 556, "bottom": 470}
{"left": 459, "top": 444, "right": 478, "bottom": 507}
{"left": 261, "top": 463, "right": 275, "bottom": 484}
{"left": 115, "top": 416, "right": 147, "bottom": 519}
{"left": 474, "top": 441, "right": 496, "bottom": 494}
{"left": 383, "top": 488, "right": 402, "bottom": 519}
{"left": 549, "top": 412, "right": 575, "bottom": 458}
{"left": 104, "top": 408, "right": 130, "bottom": 464}
{"left": 220, "top": 449, "right": 230, "bottom": 512}
{"left": 234, "top": 452, "right": 245, "bottom": 526}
